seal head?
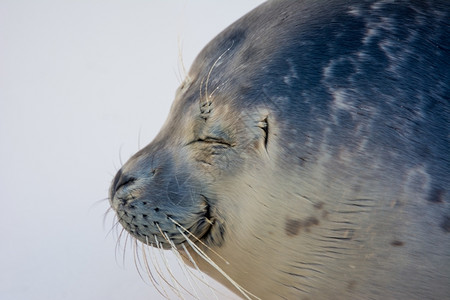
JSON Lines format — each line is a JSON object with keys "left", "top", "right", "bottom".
{"left": 110, "top": 0, "right": 450, "bottom": 298}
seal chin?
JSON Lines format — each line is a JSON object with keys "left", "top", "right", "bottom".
{"left": 109, "top": 164, "right": 221, "bottom": 249}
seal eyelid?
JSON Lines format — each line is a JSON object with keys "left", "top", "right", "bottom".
{"left": 201, "top": 137, "right": 234, "bottom": 147}
{"left": 187, "top": 137, "right": 234, "bottom": 147}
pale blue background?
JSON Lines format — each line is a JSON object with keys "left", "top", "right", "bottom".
{"left": 0, "top": 1, "right": 263, "bottom": 299}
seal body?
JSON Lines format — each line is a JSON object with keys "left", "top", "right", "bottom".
{"left": 110, "top": 0, "right": 450, "bottom": 299}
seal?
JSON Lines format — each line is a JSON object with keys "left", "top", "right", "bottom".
{"left": 109, "top": 0, "right": 450, "bottom": 298}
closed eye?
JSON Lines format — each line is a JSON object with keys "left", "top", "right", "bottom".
{"left": 187, "top": 137, "right": 234, "bottom": 147}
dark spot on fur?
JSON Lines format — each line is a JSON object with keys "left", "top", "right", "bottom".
{"left": 427, "top": 188, "right": 445, "bottom": 203}
{"left": 303, "top": 217, "right": 320, "bottom": 232}
{"left": 322, "top": 210, "right": 329, "bottom": 219}
{"left": 285, "top": 219, "right": 302, "bottom": 236}
{"left": 441, "top": 215, "right": 450, "bottom": 233}
{"left": 285, "top": 217, "right": 320, "bottom": 236}
{"left": 390, "top": 240, "right": 404, "bottom": 247}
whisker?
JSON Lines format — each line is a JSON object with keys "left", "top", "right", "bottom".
{"left": 181, "top": 243, "right": 220, "bottom": 300}
{"left": 148, "top": 240, "right": 172, "bottom": 300}
{"left": 137, "top": 127, "right": 142, "bottom": 151}
{"left": 141, "top": 238, "right": 169, "bottom": 299}
{"left": 177, "top": 35, "right": 187, "bottom": 81}
{"left": 104, "top": 212, "right": 121, "bottom": 238}
{"left": 168, "top": 241, "right": 201, "bottom": 300}
{"left": 118, "top": 144, "right": 124, "bottom": 167}
{"left": 154, "top": 223, "right": 171, "bottom": 244}
{"left": 102, "top": 207, "right": 113, "bottom": 231}
{"left": 153, "top": 234, "right": 185, "bottom": 299}
{"left": 132, "top": 237, "right": 149, "bottom": 284}
{"left": 156, "top": 225, "right": 200, "bottom": 299}
{"left": 92, "top": 197, "right": 110, "bottom": 207}
{"left": 150, "top": 235, "right": 179, "bottom": 295}
{"left": 112, "top": 215, "right": 122, "bottom": 240}
{"left": 159, "top": 243, "right": 184, "bottom": 299}
{"left": 208, "top": 78, "right": 231, "bottom": 98}
{"left": 178, "top": 228, "right": 260, "bottom": 300}
{"left": 122, "top": 231, "right": 132, "bottom": 269}
{"left": 205, "top": 40, "right": 235, "bottom": 101}
{"left": 114, "top": 227, "right": 127, "bottom": 266}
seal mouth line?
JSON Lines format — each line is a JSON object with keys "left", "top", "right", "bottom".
{"left": 163, "top": 194, "right": 214, "bottom": 246}
{"left": 200, "top": 194, "right": 215, "bottom": 226}
{"left": 168, "top": 216, "right": 216, "bottom": 254}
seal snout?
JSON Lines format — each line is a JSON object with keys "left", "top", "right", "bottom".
{"left": 109, "top": 150, "right": 218, "bottom": 249}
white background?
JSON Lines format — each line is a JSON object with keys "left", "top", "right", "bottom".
{"left": 0, "top": 1, "right": 264, "bottom": 299}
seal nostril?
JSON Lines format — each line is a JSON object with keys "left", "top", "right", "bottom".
{"left": 113, "top": 172, "right": 137, "bottom": 194}
{"left": 154, "top": 207, "right": 160, "bottom": 212}
{"left": 112, "top": 169, "right": 123, "bottom": 193}
{"left": 151, "top": 167, "right": 161, "bottom": 176}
